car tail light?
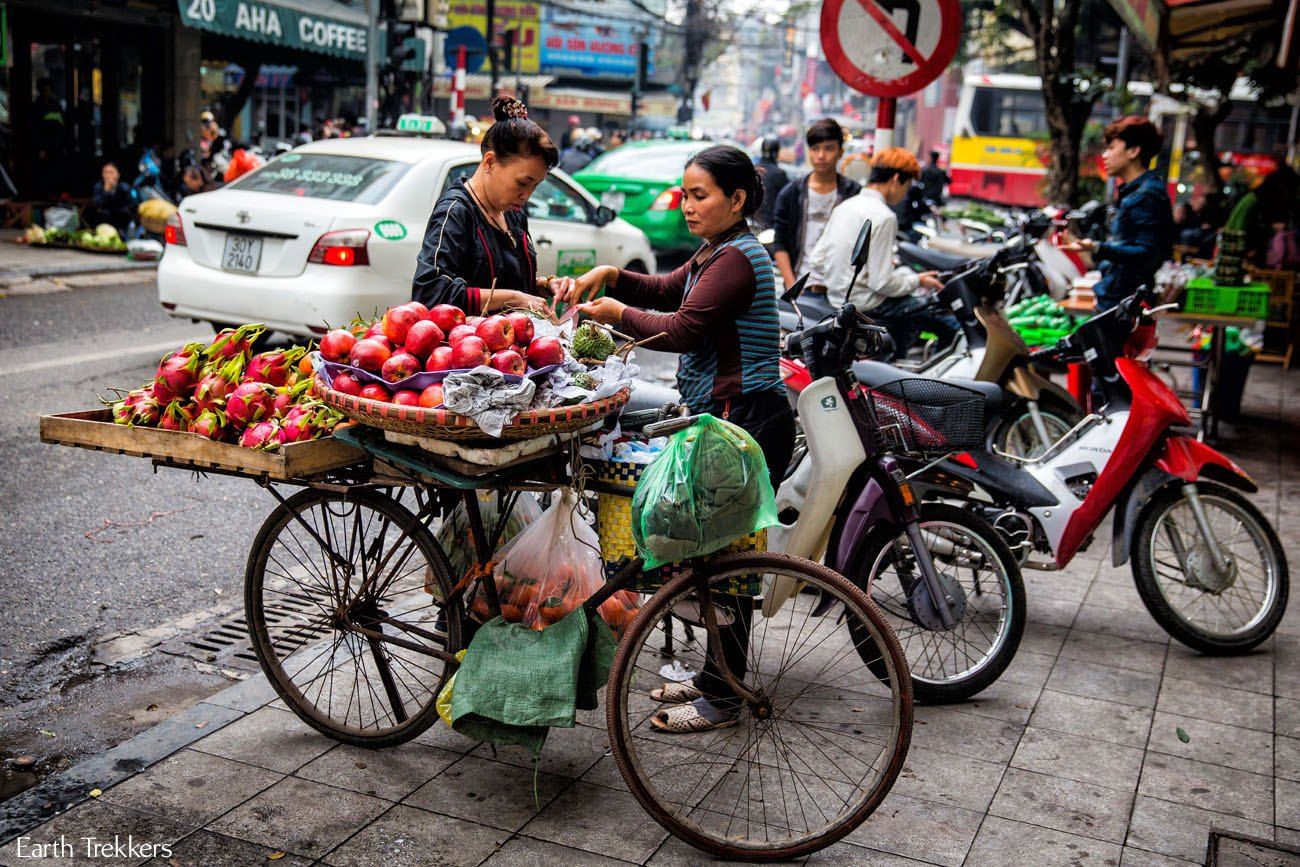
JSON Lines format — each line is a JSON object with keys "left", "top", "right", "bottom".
{"left": 649, "top": 186, "right": 683, "bottom": 211}
{"left": 308, "top": 229, "right": 370, "bottom": 266}
{"left": 164, "top": 212, "right": 186, "bottom": 246}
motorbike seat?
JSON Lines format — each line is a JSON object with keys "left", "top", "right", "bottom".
{"left": 897, "top": 241, "right": 969, "bottom": 272}
{"left": 852, "top": 359, "right": 1006, "bottom": 412}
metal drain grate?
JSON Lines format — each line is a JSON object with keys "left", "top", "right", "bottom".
{"left": 185, "top": 585, "right": 334, "bottom": 668}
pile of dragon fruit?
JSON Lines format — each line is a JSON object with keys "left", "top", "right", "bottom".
{"left": 317, "top": 301, "right": 573, "bottom": 408}
{"left": 106, "top": 323, "right": 346, "bottom": 451}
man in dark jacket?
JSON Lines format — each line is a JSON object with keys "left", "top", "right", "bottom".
{"left": 1063, "top": 116, "right": 1172, "bottom": 311}
{"left": 753, "top": 137, "right": 788, "bottom": 233}
{"left": 771, "top": 118, "right": 860, "bottom": 289}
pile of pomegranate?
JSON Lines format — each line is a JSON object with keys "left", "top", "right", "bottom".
{"left": 318, "top": 302, "right": 567, "bottom": 409}
{"left": 106, "top": 324, "right": 346, "bottom": 451}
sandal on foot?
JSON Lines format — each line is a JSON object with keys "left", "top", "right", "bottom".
{"left": 649, "top": 698, "right": 738, "bottom": 733}
{"left": 649, "top": 681, "right": 703, "bottom": 703}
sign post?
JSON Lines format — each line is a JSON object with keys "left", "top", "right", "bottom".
{"left": 820, "top": 0, "right": 959, "bottom": 150}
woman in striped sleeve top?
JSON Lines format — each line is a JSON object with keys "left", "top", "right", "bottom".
{"left": 556, "top": 145, "right": 795, "bottom": 733}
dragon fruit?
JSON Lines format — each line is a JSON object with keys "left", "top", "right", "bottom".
{"left": 240, "top": 420, "right": 286, "bottom": 451}
{"left": 225, "top": 382, "right": 275, "bottom": 428}
{"left": 189, "top": 408, "right": 229, "bottom": 441}
{"left": 270, "top": 379, "right": 314, "bottom": 419}
{"left": 204, "top": 323, "right": 267, "bottom": 362}
{"left": 193, "top": 356, "right": 246, "bottom": 414}
{"left": 244, "top": 346, "right": 306, "bottom": 387}
{"left": 280, "top": 403, "right": 341, "bottom": 443}
{"left": 158, "top": 400, "right": 196, "bottom": 432}
{"left": 105, "top": 388, "right": 152, "bottom": 426}
{"left": 151, "top": 342, "right": 206, "bottom": 403}
{"left": 124, "top": 392, "right": 163, "bottom": 427}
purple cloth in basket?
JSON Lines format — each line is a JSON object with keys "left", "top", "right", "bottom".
{"left": 320, "top": 359, "right": 558, "bottom": 393}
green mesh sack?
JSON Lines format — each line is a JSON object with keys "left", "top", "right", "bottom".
{"left": 631, "top": 414, "right": 778, "bottom": 569}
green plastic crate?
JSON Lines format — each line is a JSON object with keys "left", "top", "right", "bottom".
{"left": 1182, "top": 278, "right": 1270, "bottom": 318}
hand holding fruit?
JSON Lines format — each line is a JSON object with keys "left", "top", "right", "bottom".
{"left": 576, "top": 296, "right": 626, "bottom": 325}
{"left": 482, "top": 289, "right": 547, "bottom": 313}
{"left": 556, "top": 266, "right": 618, "bottom": 305}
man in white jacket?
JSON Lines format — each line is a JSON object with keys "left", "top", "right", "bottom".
{"left": 804, "top": 147, "right": 943, "bottom": 357}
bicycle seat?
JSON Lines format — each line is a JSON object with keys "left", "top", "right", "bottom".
{"left": 852, "top": 360, "right": 1006, "bottom": 412}
{"left": 897, "top": 241, "right": 969, "bottom": 272}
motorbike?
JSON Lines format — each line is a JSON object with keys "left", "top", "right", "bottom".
{"left": 769, "top": 221, "right": 1026, "bottom": 703}
{"left": 781, "top": 223, "right": 1083, "bottom": 460}
{"left": 903, "top": 285, "right": 1289, "bottom": 654}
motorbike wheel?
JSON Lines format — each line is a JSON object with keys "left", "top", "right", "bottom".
{"left": 849, "top": 503, "right": 1025, "bottom": 703}
{"left": 990, "top": 394, "right": 1081, "bottom": 459}
{"left": 1131, "top": 481, "right": 1288, "bottom": 655}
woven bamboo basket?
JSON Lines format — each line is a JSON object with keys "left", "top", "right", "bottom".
{"left": 313, "top": 374, "right": 630, "bottom": 441}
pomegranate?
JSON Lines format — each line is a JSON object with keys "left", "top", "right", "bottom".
{"left": 525, "top": 335, "right": 565, "bottom": 368}
{"left": 205, "top": 323, "right": 266, "bottom": 361}
{"left": 381, "top": 304, "right": 421, "bottom": 344}
{"left": 331, "top": 372, "right": 363, "bottom": 396}
{"left": 490, "top": 349, "right": 526, "bottom": 376}
{"left": 152, "top": 342, "right": 205, "bottom": 403}
{"left": 349, "top": 338, "right": 392, "bottom": 373}
{"left": 506, "top": 312, "right": 535, "bottom": 346}
{"left": 392, "top": 390, "right": 421, "bottom": 406}
{"left": 429, "top": 304, "right": 466, "bottom": 333}
{"left": 381, "top": 351, "right": 422, "bottom": 383}
{"left": 418, "top": 383, "right": 445, "bottom": 408}
{"left": 476, "top": 315, "right": 515, "bottom": 352}
{"left": 225, "top": 382, "right": 275, "bottom": 427}
{"left": 450, "top": 336, "right": 490, "bottom": 369}
{"left": 320, "top": 329, "right": 357, "bottom": 363}
{"left": 359, "top": 383, "right": 392, "bottom": 402}
{"left": 403, "top": 320, "right": 443, "bottom": 360}
{"left": 424, "top": 346, "right": 456, "bottom": 372}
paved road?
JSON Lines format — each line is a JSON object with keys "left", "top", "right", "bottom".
{"left": 0, "top": 276, "right": 680, "bottom": 786}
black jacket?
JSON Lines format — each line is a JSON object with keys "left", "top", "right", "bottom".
{"left": 411, "top": 178, "right": 539, "bottom": 314}
{"left": 754, "top": 158, "right": 789, "bottom": 231}
{"left": 770, "top": 173, "right": 860, "bottom": 272}
{"left": 1093, "top": 170, "right": 1173, "bottom": 308}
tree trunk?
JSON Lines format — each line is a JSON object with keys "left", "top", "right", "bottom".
{"left": 1042, "top": 84, "right": 1082, "bottom": 204}
{"left": 1191, "top": 99, "right": 1231, "bottom": 196}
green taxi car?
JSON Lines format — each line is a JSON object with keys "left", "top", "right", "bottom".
{"left": 572, "top": 140, "right": 709, "bottom": 254}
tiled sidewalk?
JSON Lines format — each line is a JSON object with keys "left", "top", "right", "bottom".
{"left": 2, "top": 364, "right": 1297, "bottom": 867}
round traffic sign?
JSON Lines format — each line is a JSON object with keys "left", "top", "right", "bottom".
{"left": 444, "top": 25, "right": 488, "bottom": 75}
{"left": 820, "top": 0, "right": 960, "bottom": 98}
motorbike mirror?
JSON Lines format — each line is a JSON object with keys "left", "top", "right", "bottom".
{"left": 781, "top": 274, "right": 809, "bottom": 305}
{"left": 849, "top": 220, "right": 873, "bottom": 290}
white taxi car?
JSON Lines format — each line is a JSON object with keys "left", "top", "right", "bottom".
{"left": 158, "top": 120, "right": 656, "bottom": 338}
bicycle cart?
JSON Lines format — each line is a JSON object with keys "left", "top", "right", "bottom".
{"left": 41, "top": 394, "right": 913, "bottom": 862}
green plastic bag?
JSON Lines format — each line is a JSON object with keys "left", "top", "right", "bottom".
{"left": 631, "top": 414, "right": 778, "bottom": 569}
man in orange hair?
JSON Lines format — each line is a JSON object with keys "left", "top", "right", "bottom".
{"left": 804, "top": 146, "right": 946, "bottom": 357}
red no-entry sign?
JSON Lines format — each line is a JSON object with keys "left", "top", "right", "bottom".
{"left": 820, "top": 0, "right": 961, "bottom": 99}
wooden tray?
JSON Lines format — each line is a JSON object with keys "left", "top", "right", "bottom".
{"left": 39, "top": 409, "right": 367, "bottom": 481}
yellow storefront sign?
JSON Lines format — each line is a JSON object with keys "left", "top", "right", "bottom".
{"left": 448, "top": 0, "right": 541, "bottom": 75}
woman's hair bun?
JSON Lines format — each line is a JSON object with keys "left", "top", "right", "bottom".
{"left": 492, "top": 96, "right": 529, "bottom": 122}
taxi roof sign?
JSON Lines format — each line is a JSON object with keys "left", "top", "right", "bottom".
{"left": 395, "top": 114, "right": 447, "bottom": 136}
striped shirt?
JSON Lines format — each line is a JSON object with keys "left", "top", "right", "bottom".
{"left": 613, "top": 223, "right": 784, "bottom": 413}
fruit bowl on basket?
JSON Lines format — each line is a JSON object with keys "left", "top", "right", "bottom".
{"left": 312, "top": 371, "right": 630, "bottom": 441}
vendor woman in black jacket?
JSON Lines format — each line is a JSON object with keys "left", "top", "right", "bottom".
{"left": 411, "top": 97, "right": 562, "bottom": 312}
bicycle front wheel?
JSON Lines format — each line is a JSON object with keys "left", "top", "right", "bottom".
{"left": 245, "top": 488, "right": 462, "bottom": 748}
{"left": 606, "top": 552, "right": 912, "bottom": 862}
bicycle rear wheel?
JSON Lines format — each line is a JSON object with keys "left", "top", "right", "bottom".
{"left": 606, "top": 552, "right": 912, "bottom": 862}
{"left": 245, "top": 488, "right": 462, "bottom": 748}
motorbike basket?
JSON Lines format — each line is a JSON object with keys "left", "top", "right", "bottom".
{"left": 865, "top": 379, "right": 986, "bottom": 454}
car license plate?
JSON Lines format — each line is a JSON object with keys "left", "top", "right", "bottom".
{"left": 601, "top": 190, "right": 625, "bottom": 212}
{"left": 222, "top": 235, "right": 262, "bottom": 273}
